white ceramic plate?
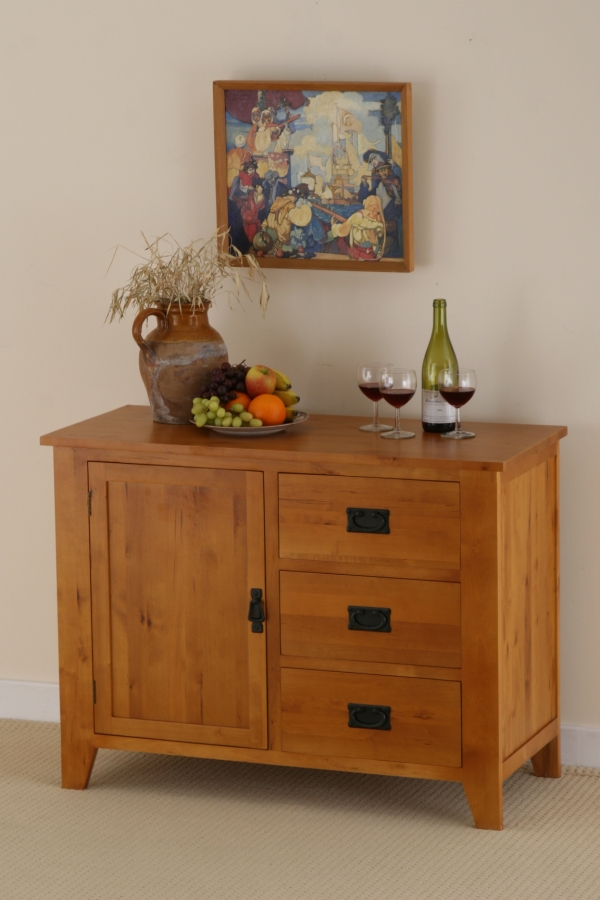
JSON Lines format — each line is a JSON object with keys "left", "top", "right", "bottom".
{"left": 192, "top": 411, "right": 309, "bottom": 436}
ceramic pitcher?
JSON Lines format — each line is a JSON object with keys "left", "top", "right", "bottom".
{"left": 132, "top": 304, "right": 228, "bottom": 424}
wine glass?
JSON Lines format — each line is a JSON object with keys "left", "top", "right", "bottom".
{"left": 439, "top": 368, "right": 477, "bottom": 439}
{"left": 357, "top": 363, "right": 393, "bottom": 432}
{"left": 378, "top": 367, "right": 417, "bottom": 439}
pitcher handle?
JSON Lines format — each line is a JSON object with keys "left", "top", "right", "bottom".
{"left": 132, "top": 307, "right": 169, "bottom": 353}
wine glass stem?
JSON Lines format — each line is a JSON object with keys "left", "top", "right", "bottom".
{"left": 373, "top": 401, "right": 380, "bottom": 427}
{"left": 395, "top": 407, "right": 401, "bottom": 433}
{"left": 456, "top": 407, "right": 461, "bottom": 433}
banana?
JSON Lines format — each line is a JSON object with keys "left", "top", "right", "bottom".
{"left": 273, "top": 369, "right": 292, "bottom": 391}
{"left": 285, "top": 407, "right": 296, "bottom": 422}
{"left": 274, "top": 390, "right": 300, "bottom": 407}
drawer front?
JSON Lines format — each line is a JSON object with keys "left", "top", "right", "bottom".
{"left": 279, "top": 474, "right": 460, "bottom": 569}
{"left": 280, "top": 572, "right": 461, "bottom": 668}
{"left": 281, "top": 668, "right": 462, "bottom": 767}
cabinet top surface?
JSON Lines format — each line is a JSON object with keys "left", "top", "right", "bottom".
{"left": 40, "top": 406, "right": 567, "bottom": 472}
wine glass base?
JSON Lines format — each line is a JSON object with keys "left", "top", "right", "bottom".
{"left": 381, "top": 429, "right": 415, "bottom": 440}
{"left": 359, "top": 422, "right": 393, "bottom": 432}
{"left": 441, "top": 429, "right": 476, "bottom": 439}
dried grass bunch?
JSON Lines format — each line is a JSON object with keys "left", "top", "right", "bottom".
{"left": 107, "top": 231, "right": 269, "bottom": 322}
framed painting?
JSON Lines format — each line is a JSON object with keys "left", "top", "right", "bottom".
{"left": 213, "top": 81, "right": 413, "bottom": 272}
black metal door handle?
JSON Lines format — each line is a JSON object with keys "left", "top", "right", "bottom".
{"left": 348, "top": 704, "right": 391, "bottom": 730}
{"left": 348, "top": 606, "right": 391, "bottom": 632}
{"left": 248, "top": 588, "right": 265, "bottom": 633}
{"left": 346, "top": 508, "right": 390, "bottom": 534}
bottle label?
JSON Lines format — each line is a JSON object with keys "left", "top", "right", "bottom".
{"left": 422, "top": 390, "right": 455, "bottom": 424}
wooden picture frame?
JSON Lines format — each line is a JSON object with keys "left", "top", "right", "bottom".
{"left": 213, "top": 81, "right": 413, "bottom": 273}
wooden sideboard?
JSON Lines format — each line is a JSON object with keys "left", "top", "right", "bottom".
{"left": 41, "top": 407, "right": 567, "bottom": 829}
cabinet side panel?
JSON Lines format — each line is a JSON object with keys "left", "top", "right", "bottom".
{"left": 501, "top": 455, "right": 558, "bottom": 760}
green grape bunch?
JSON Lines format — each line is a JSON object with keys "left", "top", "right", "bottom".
{"left": 191, "top": 396, "right": 263, "bottom": 428}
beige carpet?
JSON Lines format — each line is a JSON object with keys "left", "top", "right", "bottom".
{"left": 1, "top": 721, "right": 600, "bottom": 900}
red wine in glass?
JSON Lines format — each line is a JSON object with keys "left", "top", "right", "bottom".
{"left": 439, "top": 387, "right": 475, "bottom": 408}
{"left": 357, "top": 364, "right": 393, "bottom": 432}
{"left": 439, "top": 368, "right": 477, "bottom": 439}
{"left": 378, "top": 368, "right": 417, "bottom": 440}
{"left": 359, "top": 383, "right": 384, "bottom": 402}
{"left": 380, "top": 388, "right": 415, "bottom": 408}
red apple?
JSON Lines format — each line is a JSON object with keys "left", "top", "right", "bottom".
{"left": 245, "top": 365, "right": 277, "bottom": 398}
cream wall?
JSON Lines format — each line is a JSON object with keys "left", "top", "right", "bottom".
{"left": 1, "top": 0, "right": 599, "bottom": 728}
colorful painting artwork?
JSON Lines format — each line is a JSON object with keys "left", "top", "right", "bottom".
{"left": 213, "top": 82, "right": 413, "bottom": 272}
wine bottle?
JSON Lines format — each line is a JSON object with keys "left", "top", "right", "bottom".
{"left": 422, "top": 299, "right": 458, "bottom": 433}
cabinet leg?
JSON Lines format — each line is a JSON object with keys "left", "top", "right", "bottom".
{"left": 462, "top": 771, "right": 504, "bottom": 830}
{"left": 61, "top": 737, "right": 97, "bottom": 790}
{"left": 531, "top": 735, "right": 561, "bottom": 778}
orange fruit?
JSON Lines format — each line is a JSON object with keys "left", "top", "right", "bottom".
{"left": 248, "top": 393, "right": 286, "bottom": 426}
{"left": 224, "top": 391, "right": 251, "bottom": 412}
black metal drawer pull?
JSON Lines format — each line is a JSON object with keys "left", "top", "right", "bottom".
{"left": 348, "top": 606, "right": 391, "bottom": 632}
{"left": 346, "top": 507, "right": 390, "bottom": 534}
{"left": 348, "top": 703, "right": 391, "bottom": 730}
{"left": 248, "top": 588, "right": 265, "bottom": 633}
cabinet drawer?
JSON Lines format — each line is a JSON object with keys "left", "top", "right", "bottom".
{"left": 281, "top": 668, "right": 461, "bottom": 767}
{"left": 279, "top": 474, "right": 460, "bottom": 569}
{"left": 280, "top": 572, "right": 461, "bottom": 668}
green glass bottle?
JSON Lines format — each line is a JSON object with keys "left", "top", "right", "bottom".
{"left": 422, "top": 299, "right": 458, "bottom": 433}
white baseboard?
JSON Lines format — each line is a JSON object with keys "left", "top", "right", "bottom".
{"left": 0, "top": 679, "right": 60, "bottom": 723}
{"left": 1, "top": 680, "right": 599, "bottom": 768}
{"left": 561, "top": 725, "right": 600, "bottom": 768}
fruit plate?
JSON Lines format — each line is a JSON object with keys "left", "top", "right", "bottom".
{"left": 194, "top": 411, "right": 309, "bottom": 437}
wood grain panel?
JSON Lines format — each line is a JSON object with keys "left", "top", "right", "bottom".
{"left": 281, "top": 668, "right": 461, "bottom": 767}
{"left": 41, "top": 406, "right": 567, "bottom": 474}
{"left": 280, "top": 655, "right": 461, "bottom": 681}
{"left": 244, "top": 471, "right": 269, "bottom": 750}
{"left": 264, "top": 467, "right": 284, "bottom": 751}
{"left": 280, "top": 572, "right": 461, "bottom": 667}
{"left": 89, "top": 463, "right": 267, "bottom": 748}
{"left": 275, "top": 557, "right": 461, "bottom": 583}
{"left": 53, "top": 448, "right": 97, "bottom": 789}
{"left": 94, "top": 732, "right": 464, "bottom": 782}
{"left": 532, "top": 445, "right": 562, "bottom": 780}
{"left": 460, "top": 470, "right": 503, "bottom": 829}
{"left": 50, "top": 448, "right": 463, "bottom": 482}
{"left": 502, "top": 719, "right": 559, "bottom": 781}
{"left": 501, "top": 457, "right": 559, "bottom": 760}
{"left": 293, "top": 462, "right": 460, "bottom": 482}
{"left": 279, "top": 474, "right": 460, "bottom": 568}
{"left": 107, "top": 476, "right": 249, "bottom": 727}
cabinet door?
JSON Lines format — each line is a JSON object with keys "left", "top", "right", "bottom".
{"left": 89, "top": 463, "right": 267, "bottom": 749}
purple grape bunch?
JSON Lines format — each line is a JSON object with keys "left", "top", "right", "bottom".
{"left": 203, "top": 361, "right": 249, "bottom": 401}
